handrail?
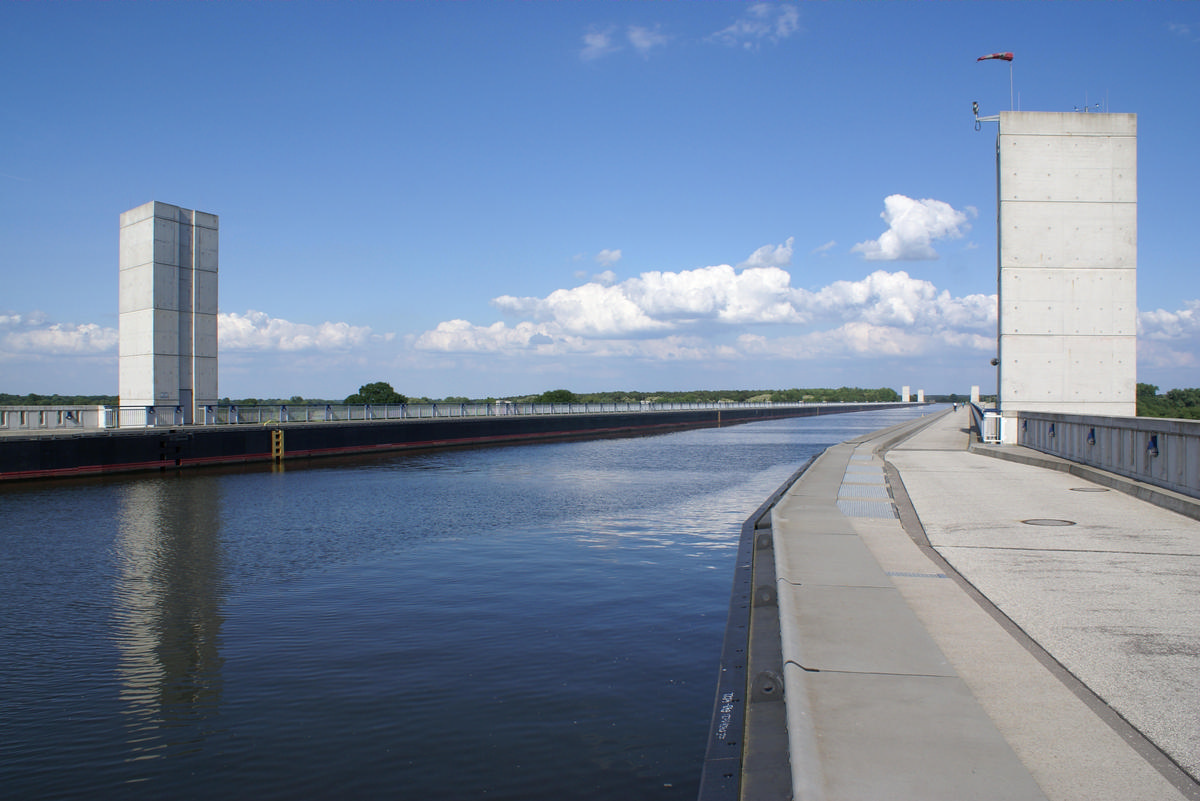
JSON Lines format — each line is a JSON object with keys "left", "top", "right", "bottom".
{"left": 1, "top": 400, "right": 915, "bottom": 431}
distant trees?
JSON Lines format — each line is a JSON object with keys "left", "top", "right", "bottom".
{"left": 0, "top": 393, "right": 117, "bottom": 406}
{"left": 344, "top": 381, "right": 408, "bottom": 405}
{"left": 536, "top": 389, "right": 578, "bottom": 403}
{"left": 1137, "top": 383, "right": 1200, "bottom": 419}
{"left": 764, "top": 387, "right": 899, "bottom": 403}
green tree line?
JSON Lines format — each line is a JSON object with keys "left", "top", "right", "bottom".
{"left": 2, "top": 384, "right": 903, "bottom": 407}
{"left": 0, "top": 393, "right": 118, "bottom": 406}
{"left": 1137, "top": 383, "right": 1200, "bottom": 420}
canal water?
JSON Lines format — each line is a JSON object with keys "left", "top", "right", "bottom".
{"left": 0, "top": 406, "right": 936, "bottom": 800}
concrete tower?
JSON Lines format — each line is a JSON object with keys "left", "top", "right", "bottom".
{"left": 997, "top": 112, "right": 1137, "bottom": 435}
{"left": 119, "top": 202, "right": 218, "bottom": 424}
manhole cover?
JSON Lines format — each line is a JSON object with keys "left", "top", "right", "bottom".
{"left": 1069, "top": 487, "right": 1109, "bottom": 492}
{"left": 1022, "top": 518, "right": 1076, "bottom": 526}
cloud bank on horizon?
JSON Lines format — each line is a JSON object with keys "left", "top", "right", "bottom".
{"left": 3, "top": 186, "right": 1199, "bottom": 394}
{"left": 411, "top": 193, "right": 991, "bottom": 361}
{"left": 7, "top": 264, "right": 1198, "bottom": 390}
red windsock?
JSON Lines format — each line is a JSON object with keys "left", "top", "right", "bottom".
{"left": 977, "top": 52, "right": 1014, "bottom": 62}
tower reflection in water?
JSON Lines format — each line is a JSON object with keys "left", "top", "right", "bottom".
{"left": 113, "top": 477, "right": 225, "bottom": 760}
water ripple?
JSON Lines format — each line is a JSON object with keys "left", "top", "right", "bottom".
{"left": 0, "top": 408, "right": 935, "bottom": 799}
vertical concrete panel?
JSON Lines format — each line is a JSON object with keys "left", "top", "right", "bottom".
{"left": 118, "top": 354, "right": 156, "bottom": 407}
{"left": 196, "top": 271, "right": 218, "bottom": 318}
{"left": 153, "top": 217, "right": 179, "bottom": 267}
{"left": 118, "top": 310, "right": 155, "bottom": 357}
{"left": 119, "top": 223, "right": 155, "bottom": 269}
{"left": 153, "top": 356, "right": 179, "bottom": 403}
{"left": 196, "top": 225, "right": 218, "bottom": 273}
{"left": 998, "top": 112, "right": 1136, "bottom": 418}
{"left": 153, "top": 309, "right": 180, "bottom": 356}
{"left": 193, "top": 357, "right": 218, "bottom": 406}
{"left": 193, "top": 313, "right": 218, "bottom": 359}
{"left": 119, "top": 264, "right": 155, "bottom": 313}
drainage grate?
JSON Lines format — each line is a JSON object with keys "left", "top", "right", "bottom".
{"left": 843, "top": 471, "right": 886, "bottom": 484}
{"left": 1069, "top": 487, "right": 1109, "bottom": 493}
{"left": 837, "top": 499, "right": 897, "bottom": 519}
{"left": 839, "top": 484, "right": 890, "bottom": 499}
{"left": 1021, "top": 518, "right": 1076, "bottom": 526}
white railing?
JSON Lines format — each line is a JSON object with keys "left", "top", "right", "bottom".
{"left": 0, "top": 406, "right": 108, "bottom": 432}
{"left": 968, "top": 403, "right": 1004, "bottom": 444}
{"left": 1017, "top": 412, "right": 1200, "bottom": 500}
{"left": 3, "top": 400, "right": 914, "bottom": 432}
{"left": 190, "top": 400, "right": 845, "bottom": 425}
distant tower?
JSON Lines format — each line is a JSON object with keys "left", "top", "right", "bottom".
{"left": 996, "top": 112, "right": 1137, "bottom": 437}
{"left": 119, "top": 202, "right": 218, "bottom": 424}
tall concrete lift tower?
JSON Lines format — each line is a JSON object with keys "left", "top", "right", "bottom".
{"left": 119, "top": 201, "right": 218, "bottom": 424}
{"left": 996, "top": 112, "right": 1137, "bottom": 439}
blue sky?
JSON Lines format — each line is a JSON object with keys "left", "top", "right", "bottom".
{"left": 3, "top": 1, "right": 1198, "bottom": 400}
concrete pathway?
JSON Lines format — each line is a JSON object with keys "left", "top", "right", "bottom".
{"left": 770, "top": 406, "right": 1200, "bottom": 801}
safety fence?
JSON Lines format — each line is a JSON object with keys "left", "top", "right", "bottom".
{"left": 2, "top": 400, "right": 903, "bottom": 432}
{"left": 0, "top": 406, "right": 108, "bottom": 432}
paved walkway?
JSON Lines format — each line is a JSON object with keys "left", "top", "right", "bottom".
{"left": 769, "top": 406, "right": 1200, "bottom": 800}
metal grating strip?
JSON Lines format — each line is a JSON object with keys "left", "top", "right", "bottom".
{"left": 837, "top": 499, "right": 897, "bottom": 518}
{"left": 842, "top": 472, "right": 885, "bottom": 484}
{"left": 839, "top": 484, "right": 890, "bottom": 499}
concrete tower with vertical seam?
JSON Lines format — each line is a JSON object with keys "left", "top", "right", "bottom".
{"left": 119, "top": 201, "right": 218, "bottom": 423}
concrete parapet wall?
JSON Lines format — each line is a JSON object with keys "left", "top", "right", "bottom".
{"left": 1018, "top": 412, "right": 1200, "bottom": 499}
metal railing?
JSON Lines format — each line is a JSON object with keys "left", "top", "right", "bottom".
{"left": 169, "top": 400, "right": 848, "bottom": 426}
{"left": 0, "top": 406, "right": 108, "bottom": 432}
{"left": 967, "top": 403, "right": 1003, "bottom": 444}
{"left": 2, "top": 400, "right": 911, "bottom": 432}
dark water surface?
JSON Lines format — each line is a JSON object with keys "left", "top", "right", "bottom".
{"left": 0, "top": 407, "right": 934, "bottom": 800}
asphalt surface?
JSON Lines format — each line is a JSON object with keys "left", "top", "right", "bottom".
{"left": 769, "top": 405, "right": 1200, "bottom": 801}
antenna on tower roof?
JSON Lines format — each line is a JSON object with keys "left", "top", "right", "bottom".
{"left": 1074, "top": 91, "right": 1102, "bottom": 113}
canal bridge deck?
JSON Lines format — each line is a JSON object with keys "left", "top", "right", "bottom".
{"left": 740, "top": 406, "right": 1200, "bottom": 800}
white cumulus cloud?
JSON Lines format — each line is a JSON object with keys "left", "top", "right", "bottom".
{"left": 580, "top": 27, "right": 619, "bottom": 61}
{"left": 1138, "top": 301, "right": 1200, "bottom": 369}
{"left": 710, "top": 3, "right": 801, "bottom": 49}
{"left": 0, "top": 312, "right": 117, "bottom": 355}
{"left": 219, "top": 310, "right": 392, "bottom": 352}
{"left": 739, "top": 237, "right": 794, "bottom": 270}
{"left": 596, "top": 249, "right": 622, "bottom": 267}
{"left": 803, "top": 270, "right": 996, "bottom": 331}
{"left": 852, "top": 195, "right": 976, "bottom": 261}
{"left": 416, "top": 239, "right": 1000, "bottom": 369}
{"left": 1139, "top": 301, "right": 1200, "bottom": 341}
{"left": 628, "top": 25, "right": 668, "bottom": 56}
{"left": 494, "top": 281, "right": 672, "bottom": 337}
